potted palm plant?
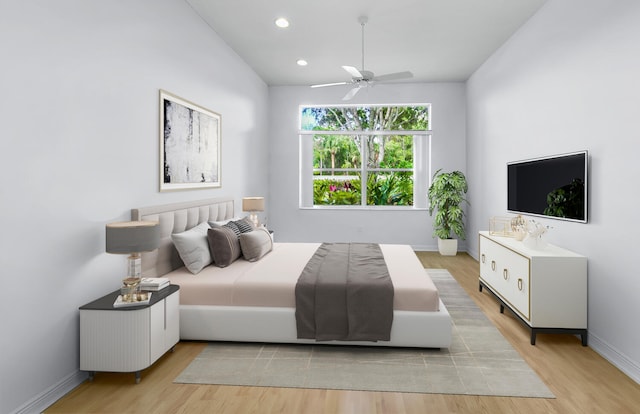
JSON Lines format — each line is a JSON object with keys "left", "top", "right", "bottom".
{"left": 427, "top": 169, "right": 469, "bottom": 255}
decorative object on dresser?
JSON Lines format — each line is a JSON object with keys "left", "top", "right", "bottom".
{"left": 427, "top": 169, "right": 469, "bottom": 255}
{"left": 478, "top": 231, "right": 588, "bottom": 346}
{"left": 522, "top": 219, "right": 552, "bottom": 250}
{"left": 79, "top": 285, "right": 180, "bottom": 383}
{"left": 106, "top": 220, "right": 160, "bottom": 302}
{"left": 242, "top": 196, "right": 265, "bottom": 227}
{"left": 489, "top": 215, "right": 527, "bottom": 239}
{"left": 159, "top": 89, "right": 221, "bottom": 191}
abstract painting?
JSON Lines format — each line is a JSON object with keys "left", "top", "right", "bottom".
{"left": 160, "top": 90, "right": 221, "bottom": 191}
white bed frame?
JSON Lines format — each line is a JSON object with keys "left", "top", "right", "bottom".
{"left": 132, "top": 198, "right": 452, "bottom": 348}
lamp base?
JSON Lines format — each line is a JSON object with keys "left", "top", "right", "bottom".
{"left": 249, "top": 213, "right": 259, "bottom": 227}
{"left": 127, "top": 254, "right": 141, "bottom": 278}
{"left": 123, "top": 253, "right": 142, "bottom": 303}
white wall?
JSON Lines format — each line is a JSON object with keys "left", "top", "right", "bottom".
{"left": 0, "top": 1, "right": 268, "bottom": 413}
{"left": 466, "top": 0, "right": 640, "bottom": 382}
{"left": 268, "top": 83, "right": 466, "bottom": 250}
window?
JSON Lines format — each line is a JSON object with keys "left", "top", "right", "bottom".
{"left": 299, "top": 104, "right": 431, "bottom": 208}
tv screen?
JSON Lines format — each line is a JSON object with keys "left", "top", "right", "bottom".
{"left": 507, "top": 151, "right": 588, "bottom": 223}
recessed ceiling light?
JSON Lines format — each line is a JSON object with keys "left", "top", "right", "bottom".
{"left": 275, "top": 17, "right": 289, "bottom": 28}
{"left": 297, "top": 59, "right": 308, "bottom": 66}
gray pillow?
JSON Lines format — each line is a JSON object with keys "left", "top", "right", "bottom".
{"left": 171, "top": 222, "right": 212, "bottom": 274}
{"left": 207, "top": 226, "right": 242, "bottom": 267}
{"left": 233, "top": 217, "right": 255, "bottom": 233}
{"left": 239, "top": 227, "right": 273, "bottom": 262}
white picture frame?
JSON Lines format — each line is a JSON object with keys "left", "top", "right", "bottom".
{"left": 159, "top": 89, "right": 221, "bottom": 191}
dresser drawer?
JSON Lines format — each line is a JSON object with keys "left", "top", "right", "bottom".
{"left": 479, "top": 236, "right": 501, "bottom": 287}
{"left": 500, "top": 246, "right": 530, "bottom": 319}
{"left": 479, "top": 235, "right": 530, "bottom": 320}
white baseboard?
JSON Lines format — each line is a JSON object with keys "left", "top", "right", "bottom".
{"left": 11, "top": 370, "right": 87, "bottom": 414}
{"left": 411, "top": 244, "right": 437, "bottom": 251}
{"left": 412, "top": 244, "right": 474, "bottom": 255}
{"left": 589, "top": 333, "right": 640, "bottom": 384}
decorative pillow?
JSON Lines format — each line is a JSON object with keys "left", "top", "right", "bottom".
{"left": 208, "top": 216, "right": 242, "bottom": 228}
{"left": 171, "top": 222, "right": 212, "bottom": 274}
{"left": 210, "top": 216, "right": 254, "bottom": 231}
{"left": 239, "top": 227, "right": 273, "bottom": 262}
{"left": 222, "top": 221, "right": 241, "bottom": 237}
{"left": 233, "top": 217, "right": 255, "bottom": 233}
{"left": 207, "top": 226, "right": 242, "bottom": 267}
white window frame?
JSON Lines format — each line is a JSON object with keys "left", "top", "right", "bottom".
{"left": 298, "top": 104, "right": 432, "bottom": 210}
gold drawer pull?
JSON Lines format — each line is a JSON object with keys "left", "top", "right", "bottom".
{"left": 518, "top": 278, "right": 523, "bottom": 291}
{"left": 491, "top": 260, "right": 496, "bottom": 271}
{"left": 481, "top": 254, "right": 486, "bottom": 263}
{"left": 503, "top": 269, "right": 508, "bottom": 280}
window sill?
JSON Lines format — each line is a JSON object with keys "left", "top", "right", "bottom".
{"left": 299, "top": 206, "right": 428, "bottom": 211}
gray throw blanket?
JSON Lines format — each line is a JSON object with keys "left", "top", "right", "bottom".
{"left": 295, "top": 243, "right": 394, "bottom": 341}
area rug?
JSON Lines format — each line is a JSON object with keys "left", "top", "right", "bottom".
{"left": 174, "top": 269, "right": 554, "bottom": 398}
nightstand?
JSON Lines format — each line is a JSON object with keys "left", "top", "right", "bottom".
{"left": 79, "top": 285, "right": 180, "bottom": 383}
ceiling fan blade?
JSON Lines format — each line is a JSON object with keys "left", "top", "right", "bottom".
{"left": 310, "top": 81, "right": 350, "bottom": 88}
{"left": 373, "top": 71, "right": 413, "bottom": 82}
{"left": 342, "top": 65, "right": 363, "bottom": 79}
{"left": 342, "top": 86, "right": 362, "bottom": 101}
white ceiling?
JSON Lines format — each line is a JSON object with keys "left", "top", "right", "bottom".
{"left": 186, "top": 0, "right": 547, "bottom": 86}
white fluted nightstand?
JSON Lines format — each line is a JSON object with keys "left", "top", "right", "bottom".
{"left": 79, "top": 285, "right": 180, "bottom": 383}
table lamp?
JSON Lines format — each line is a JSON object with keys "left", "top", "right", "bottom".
{"left": 106, "top": 220, "right": 160, "bottom": 278}
{"left": 242, "top": 197, "right": 264, "bottom": 227}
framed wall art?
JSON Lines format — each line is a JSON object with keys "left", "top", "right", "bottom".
{"left": 159, "top": 89, "right": 221, "bottom": 191}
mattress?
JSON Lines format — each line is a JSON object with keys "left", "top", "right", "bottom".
{"left": 165, "top": 242, "right": 440, "bottom": 312}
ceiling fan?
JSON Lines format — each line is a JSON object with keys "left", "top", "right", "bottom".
{"left": 311, "top": 16, "right": 413, "bottom": 100}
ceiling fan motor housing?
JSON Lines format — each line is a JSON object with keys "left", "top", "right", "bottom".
{"left": 356, "top": 70, "right": 374, "bottom": 81}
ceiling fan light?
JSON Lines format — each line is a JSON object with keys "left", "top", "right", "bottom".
{"left": 274, "top": 17, "right": 290, "bottom": 28}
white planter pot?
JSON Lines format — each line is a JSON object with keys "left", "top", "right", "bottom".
{"left": 437, "top": 238, "right": 458, "bottom": 256}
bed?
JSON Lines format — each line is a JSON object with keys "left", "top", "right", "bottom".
{"left": 132, "top": 197, "right": 452, "bottom": 348}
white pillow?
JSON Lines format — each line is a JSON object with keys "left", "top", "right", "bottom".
{"left": 171, "top": 222, "right": 212, "bottom": 274}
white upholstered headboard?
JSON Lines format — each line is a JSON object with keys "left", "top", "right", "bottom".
{"left": 131, "top": 197, "right": 235, "bottom": 277}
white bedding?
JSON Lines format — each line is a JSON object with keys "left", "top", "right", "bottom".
{"left": 165, "top": 242, "right": 440, "bottom": 312}
{"left": 132, "top": 198, "right": 452, "bottom": 348}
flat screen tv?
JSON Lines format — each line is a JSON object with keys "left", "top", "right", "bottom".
{"left": 507, "top": 151, "right": 588, "bottom": 223}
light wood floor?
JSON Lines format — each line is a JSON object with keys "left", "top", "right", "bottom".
{"left": 46, "top": 252, "right": 640, "bottom": 413}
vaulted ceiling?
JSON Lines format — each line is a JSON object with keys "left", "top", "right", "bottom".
{"left": 186, "top": 0, "right": 547, "bottom": 86}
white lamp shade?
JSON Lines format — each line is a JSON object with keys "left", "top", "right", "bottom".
{"left": 106, "top": 221, "right": 160, "bottom": 254}
{"left": 242, "top": 197, "right": 265, "bottom": 212}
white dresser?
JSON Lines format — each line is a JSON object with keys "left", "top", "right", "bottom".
{"left": 80, "top": 285, "right": 180, "bottom": 383}
{"left": 478, "top": 231, "right": 587, "bottom": 346}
